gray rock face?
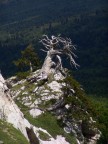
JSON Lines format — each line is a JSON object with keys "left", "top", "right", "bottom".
{"left": 0, "top": 141, "right": 4, "bottom": 144}
{"left": 47, "top": 98, "right": 65, "bottom": 111}
{"left": 0, "top": 73, "right": 31, "bottom": 141}
{"left": 0, "top": 72, "right": 70, "bottom": 144}
{"left": 2, "top": 69, "right": 101, "bottom": 144}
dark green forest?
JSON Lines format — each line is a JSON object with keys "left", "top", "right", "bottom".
{"left": 0, "top": 0, "right": 108, "bottom": 143}
{"left": 0, "top": 0, "right": 108, "bottom": 96}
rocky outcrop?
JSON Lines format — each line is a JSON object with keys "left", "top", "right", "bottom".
{"left": 7, "top": 69, "right": 101, "bottom": 144}
{"left": 0, "top": 73, "right": 70, "bottom": 144}
{"left": 0, "top": 73, "right": 32, "bottom": 141}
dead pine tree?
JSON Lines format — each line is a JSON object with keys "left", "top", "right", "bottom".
{"left": 38, "top": 35, "right": 79, "bottom": 80}
{"left": 27, "top": 35, "right": 79, "bottom": 82}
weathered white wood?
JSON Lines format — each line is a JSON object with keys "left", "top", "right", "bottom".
{"left": 40, "top": 35, "right": 78, "bottom": 78}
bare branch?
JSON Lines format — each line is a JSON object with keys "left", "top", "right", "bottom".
{"left": 40, "top": 49, "right": 48, "bottom": 53}
{"left": 40, "top": 35, "right": 79, "bottom": 77}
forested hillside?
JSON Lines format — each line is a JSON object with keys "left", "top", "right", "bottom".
{"left": 0, "top": 0, "right": 108, "bottom": 96}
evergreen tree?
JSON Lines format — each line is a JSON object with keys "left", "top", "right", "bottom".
{"left": 14, "top": 44, "right": 40, "bottom": 72}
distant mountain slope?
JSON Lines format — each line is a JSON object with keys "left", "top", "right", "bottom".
{"left": 0, "top": 0, "right": 107, "bottom": 27}
{"left": 0, "top": 0, "right": 108, "bottom": 96}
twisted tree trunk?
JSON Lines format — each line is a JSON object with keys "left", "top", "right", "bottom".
{"left": 40, "top": 52, "right": 54, "bottom": 75}
{"left": 38, "top": 35, "right": 78, "bottom": 80}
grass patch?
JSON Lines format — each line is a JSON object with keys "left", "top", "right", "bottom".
{"left": 38, "top": 130, "right": 51, "bottom": 141}
{"left": 25, "top": 111, "right": 77, "bottom": 144}
{"left": 38, "top": 99, "right": 56, "bottom": 109}
{"left": 24, "top": 83, "right": 36, "bottom": 93}
{"left": 0, "top": 120, "right": 29, "bottom": 144}
{"left": 88, "top": 96, "right": 108, "bottom": 143}
{"left": 15, "top": 100, "right": 30, "bottom": 113}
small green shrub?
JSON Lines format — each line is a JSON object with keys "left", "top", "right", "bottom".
{"left": 81, "top": 119, "right": 96, "bottom": 138}
{"left": 0, "top": 120, "right": 29, "bottom": 144}
{"left": 38, "top": 130, "right": 51, "bottom": 140}
{"left": 25, "top": 112, "right": 77, "bottom": 144}
{"left": 16, "top": 71, "right": 30, "bottom": 80}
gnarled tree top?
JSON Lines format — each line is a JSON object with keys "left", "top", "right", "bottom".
{"left": 40, "top": 35, "right": 79, "bottom": 68}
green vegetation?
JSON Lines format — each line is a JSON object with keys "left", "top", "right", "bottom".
{"left": 13, "top": 84, "right": 77, "bottom": 144}
{"left": 0, "top": 1, "right": 107, "bottom": 143}
{"left": 25, "top": 109, "right": 64, "bottom": 136}
{"left": 0, "top": 120, "right": 29, "bottom": 144}
{"left": 25, "top": 112, "right": 77, "bottom": 144}
{"left": 38, "top": 130, "right": 51, "bottom": 141}
{"left": 15, "top": 71, "right": 30, "bottom": 80}
{"left": 61, "top": 75, "right": 108, "bottom": 143}
{"left": 89, "top": 96, "right": 108, "bottom": 144}
{"left": 38, "top": 98, "right": 56, "bottom": 110}
{"left": 62, "top": 75, "right": 97, "bottom": 117}
{"left": 13, "top": 44, "right": 40, "bottom": 79}
{"left": 11, "top": 68, "right": 108, "bottom": 143}
{"left": 0, "top": 0, "right": 107, "bottom": 96}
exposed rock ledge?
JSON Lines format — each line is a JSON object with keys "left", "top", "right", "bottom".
{"left": 0, "top": 73, "right": 69, "bottom": 144}
{"left": 0, "top": 73, "right": 33, "bottom": 141}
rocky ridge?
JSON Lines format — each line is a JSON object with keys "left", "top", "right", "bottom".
{"left": 0, "top": 69, "right": 101, "bottom": 144}
{"left": 0, "top": 72, "right": 69, "bottom": 144}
